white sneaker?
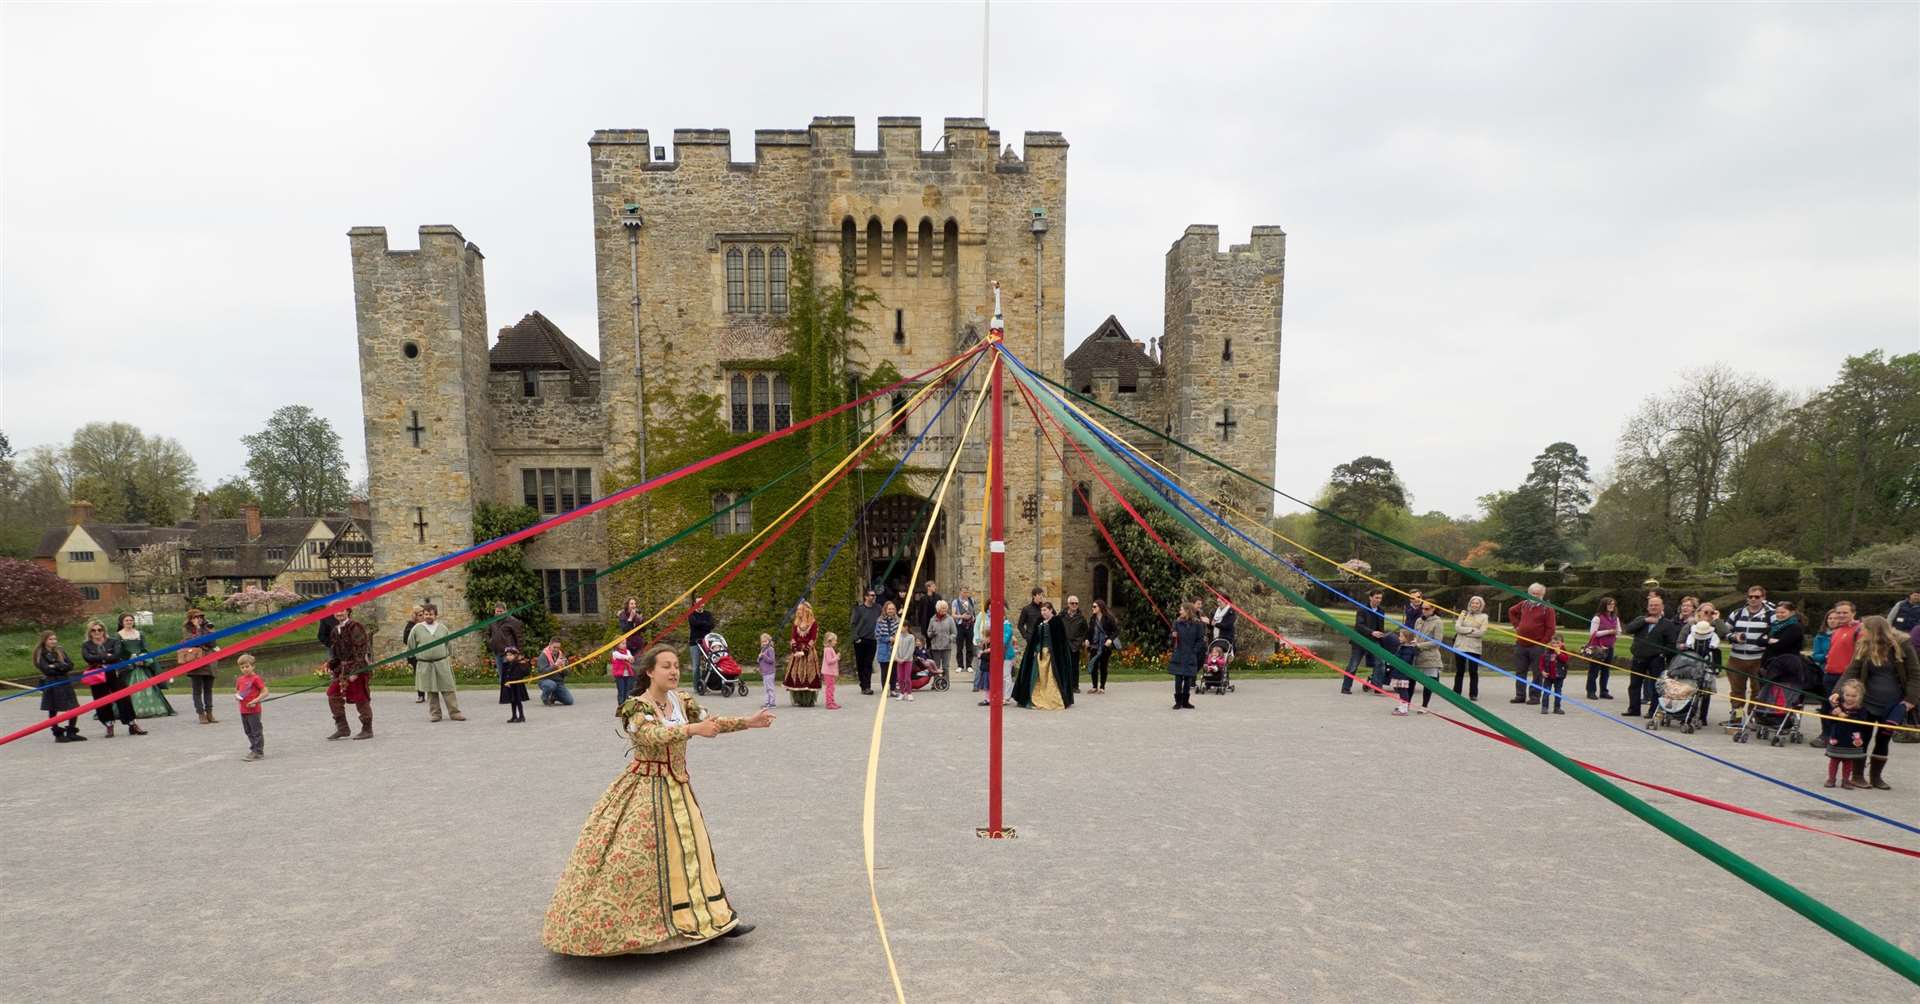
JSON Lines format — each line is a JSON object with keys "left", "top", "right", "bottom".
{"left": 904, "top": 694, "right": 914, "bottom": 702}
{"left": 1392, "top": 704, "right": 1409, "bottom": 717}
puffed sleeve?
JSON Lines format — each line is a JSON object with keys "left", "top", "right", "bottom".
{"left": 681, "top": 691, "right": 749, "bottom": 734}
{"left": 623, "top": 696, "right": 686, "bottom": 747}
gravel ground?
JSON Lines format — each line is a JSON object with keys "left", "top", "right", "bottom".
{"left": 3, "top": 677, "right": 1916, "bottom": 1002}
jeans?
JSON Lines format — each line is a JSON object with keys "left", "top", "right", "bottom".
{"left": 1585, "top": 651, "right": 1613, "bottom": 698}
{"left": 974, "top": 650, "right": 991, "bottom": 692}
{"left": 240, "top": 712, "right": 264, "bottom": 754}
{"left": 614, "top": 675, "right": 635, "bottom": 705}
{"left": 1343, "top": 645, "right": 1377, "bottom": 693}
{"left": 539, "top": 678, "right": 574, "bottom": 705}
{"left": 1173, "top": 674, "right": 1193, "bottom": 705}
{"left": 190, "top": 676, "right": 215, "bottom": 714}
{"left": 854, "top": 639, "right": 877, "bottom": 692}
{"left": 688, "top": 644, "right": 707, "bottom": 694}
{"left": 1514, "top": 643, "right": 1542, "bottom": 702}
{"left": 1451, "top": 650, "right": 1479, "bottom": 698}
{"left": 956, "top": 620, "right": 976, "bottom": 668}
{"left": 1539, "top": 676, "right": 1565, "bottom": 712}
{"left": 1089, "top": 647, "right": 1112, "bottom": 690}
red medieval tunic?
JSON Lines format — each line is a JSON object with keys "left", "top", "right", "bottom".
{"left": 782, "top": 621, "right": 821, "bottom": 691}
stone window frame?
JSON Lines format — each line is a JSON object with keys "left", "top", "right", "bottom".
{"left": 1072, "top": 482, "right": 1090, "bottom": 518}
{"left": 264, "top": 546, "right": 288, "bottom": 563}
{"left": 78, "top": 585, "right": 101, "bottom": 601}
{"left": 213, "top": 547, "right": 237, "bottom": 562}
{"left": 295, "top": 580, "right": 332, "bottom": 599}
{"left": 522, "top": 467, "right": 595, "bottom": 515}
{"left": 1091, "top": 564, "right": 1111, "bottom": 606}
{"left": 541, "top": 568, "right": 600, "bottom": 616}
{"left": 711, "top": 492, "right": 753, "bottom": 537}
{"left": 721, "top": 238, "right": 791, "bottom": 316}
{"left": 69, "top": 550, "right": 96, "bottom": 563}
{"left": 725, "top": 370, "right": 793, "bottom": 434}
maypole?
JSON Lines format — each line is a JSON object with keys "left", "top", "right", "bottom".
{"left": 980, "top": 281, "right": 1013, "bottom": 839}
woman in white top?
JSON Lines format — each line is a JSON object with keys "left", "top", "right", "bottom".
{"left": 1449, "top": 595, "right": 1490, "bottom": 701}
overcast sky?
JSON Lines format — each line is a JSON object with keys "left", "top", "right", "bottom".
{"left": 4, "top": 3, "right": 1916, "bottom": 518}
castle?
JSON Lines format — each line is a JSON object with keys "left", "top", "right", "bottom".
{"left": 350, "top": 117, "right": 1282, "bottom": 644}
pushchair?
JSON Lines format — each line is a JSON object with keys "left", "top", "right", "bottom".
{"left": 914, "top": 644, "right": 950, "bottom": 692}
{"left": 1198, "top": 639, "right": 1236, "bottom": 695}
{"left": 695, "top": 632, "right": 747, "bottom": 697}
{"left": 1734, "top": 654, "right": 1810, "bottom": 747}
{"left": 1647, "top": 655, "right": 1715, "bottom": 734}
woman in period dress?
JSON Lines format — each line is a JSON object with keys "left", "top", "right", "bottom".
{"left": 1012, "top": 601, "right": 1075, "bottom": 711}
{"left": 115, "top": 613, "right": 176, "bottom": 719}
{"left": 782, "top": 600, "right": 822, "bottom": 705}
{"left": 81, "top": 620, "right": 143, "bottom": 737}
{"left": 542, "top": 644, "right": 773, "bottom": 956}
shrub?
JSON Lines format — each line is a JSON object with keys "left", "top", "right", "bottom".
{"left": 225, "top": 586, "right": 300, "bottom": 614}
{"left": 1840, "top": 538, "right": 1920, "bottom": 589}
{"left": 0, "top": 558, "right": 85, "bottom": 630}
{"left": 1595, "top": 553, "right": 1649, "bottom": 572}
{"left": 1810, "top": 567, "right": 1871, "bottom": 590}
{"left": 1711, "top": 547, "right": 1801, "bottom": 575}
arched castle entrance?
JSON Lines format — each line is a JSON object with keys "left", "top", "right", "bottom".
{"left": 861, "top": 493, "right": 946, "bottom": 604}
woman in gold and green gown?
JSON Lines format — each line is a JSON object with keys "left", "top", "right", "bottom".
{"left": 1012, "top": 602, "right": 1076, "bottom": 711}
{"left": 542, "top": 643, "right": 773, "bottom": 956}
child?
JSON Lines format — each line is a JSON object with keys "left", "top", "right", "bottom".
{"left": 895, "top": 632, "right": 921, "bottom": 702}
{"left": 1538, "top": 641, "right": 1570, "bottom": 715}
{"left": 499, "top": 646, "right": 530, "bottom": 723}
{"left": 1825, "top": 679, "right": 1870, "bottom": 790}
{"left": 610, "top": 638, "right": 636, "bottom": 706}
{"left": 821, "top": 632, "right": 841, "bottom": 710}
{"left": 913, "top": 635, "right": 938, "bottom": 690}
{"left": 758, "top": 633, "right": 777, "bottom": 710}
{"left": 234, "top": 654, "right": 268, "bottom": 761}
{"left": 1389, "top": 627, "right": 1416, "bottom": 716}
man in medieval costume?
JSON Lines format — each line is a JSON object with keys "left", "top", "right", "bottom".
{"left": 325, "top": 608, "right": 375, "bottom": 741}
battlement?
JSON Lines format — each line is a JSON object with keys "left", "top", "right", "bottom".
{"left": 1170, "top": 224, "right": 1284, "bottom": 263}
{"left": 347, "top": 224, "right": 483, "bottom": 260}
{"left": 587, "top": 117, "right": 1058, "bottom": 169}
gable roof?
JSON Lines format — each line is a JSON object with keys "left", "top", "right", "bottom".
{"left": 489, "top": 311, "right": 599, "bottom": 373}
{"left": 36, "top": 523, "right": 193, "bottom": 559}
{"left": 1064, "top": 315, "right": 1159, "bottom": 386}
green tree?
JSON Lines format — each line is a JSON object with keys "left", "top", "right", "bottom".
{"left": 465, "top": 502, "right": 555, "bottom": 644}
{"left": 1585, "top": 477, "right": 1672, "bottom": 563}
{"left": 38, "top": 422, "right": 199, "bottom": 525}
{"left": 1614, "top": 368, "right": 1785, "bottom": 565}
{"left": 1522, "top": 441, "right": 1593, "bottom": 542}
{"left": 1097, "top": 497, "right": 1216, "bottom": 652}
{"left": 1310, "top": 456, "right": 1410, "bottom": 567}
{"left": 200, "top": 477, "right": 261, "bottom": 520}
{"left": 242, "top": 405, "right": 350, "bottom": 517}
{"left": 1482, "top": 488, "right": 1561, "bottom": 566}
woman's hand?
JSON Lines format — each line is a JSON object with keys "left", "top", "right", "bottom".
{"left": 685, "top": 719, "right": 722, "bottom": 739}
{"left": 745, "top": 708, "right": 775, "bottom": 729}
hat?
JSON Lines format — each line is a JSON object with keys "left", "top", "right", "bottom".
{"left": 1691, "top": 621, "right": 1715, "bottom": 639}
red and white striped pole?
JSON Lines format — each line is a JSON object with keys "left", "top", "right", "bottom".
{"left": 983, "top": 281, "right": 1012, "bottom": 838}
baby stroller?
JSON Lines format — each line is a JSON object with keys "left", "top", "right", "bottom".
{"left": 913, "top": 643, "right": 950, "bottom": 692}
{"left": 1734, "top": 654, "right": 1810, "bottom": 747}
{"left": 1647, "top": 655, "right": 1715, "bottom": 734}
{"left": 695, "top": 632, "right": 747, "bottom": 697}
{"left": 1198, "top": 639, "right": 1236, "bottom": 695}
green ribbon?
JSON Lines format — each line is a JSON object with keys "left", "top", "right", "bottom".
{"left": 1017, "top": 362, "right": 1920, "bottom": 983}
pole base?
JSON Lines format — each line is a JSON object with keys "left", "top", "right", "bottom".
{"left": 975, "top": 827, "right": 1018, "bottom": 839}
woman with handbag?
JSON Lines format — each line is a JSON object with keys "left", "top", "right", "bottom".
{"left": 181, "top": 608, "right": 220, "bottom": 724}
{"left": 1584, "top": 596, "right": 1620, "bottom": 700}
{"left": 80, "top": 620, "right": 142, "bottom": 737}
{"left": 782, "top": 600, "right": 823, "bottom": 706}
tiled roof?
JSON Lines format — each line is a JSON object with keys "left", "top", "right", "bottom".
{"left": 184, "top": 518, "right": 320, "bottom": 578}
{"left": 1065, "top": 315, "right": 1159, "bottom": 386}
{"left": 37, "top": 523, "right": 193, "bottom": 558}
{"left": 489, "top": 311, "right": 599, "bottom": 373}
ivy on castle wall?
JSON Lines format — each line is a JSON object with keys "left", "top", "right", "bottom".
{"left": 606, "top": 246, "right": 885, "bottom": 652}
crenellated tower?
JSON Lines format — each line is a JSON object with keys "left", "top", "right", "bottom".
{"left": 348, "top": 224, "right": 492, "bottom": 645}
{"left": 1160, "top": 224, "right": 1285, "bottom": 512}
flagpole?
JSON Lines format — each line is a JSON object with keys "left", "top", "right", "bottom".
{"left": 981, "top": 281, "right": 1012, "bottom": 838}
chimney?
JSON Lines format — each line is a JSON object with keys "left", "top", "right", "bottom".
{"left": 69, "top": 500, "right": 96, "bottom": 526}
{"left": 349, "top": 498, "right": 371, "bottom": 523}
{"left": 243, "top": 504, "right": 262, "bottom": 541}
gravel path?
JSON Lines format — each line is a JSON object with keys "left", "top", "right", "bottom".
{"left": 3, "top": 678, "right": 1915, "bottom": 1001}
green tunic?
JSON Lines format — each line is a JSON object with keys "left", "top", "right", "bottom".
{"left": 410, "top": 620, "right": 457, "bottom": 692}
{"left": 116, "top": 631, "right": 176, "bottom": 719}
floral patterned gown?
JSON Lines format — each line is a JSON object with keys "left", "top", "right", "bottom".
{"left": 542, "top": 690, "right": 749, "bottom": 956}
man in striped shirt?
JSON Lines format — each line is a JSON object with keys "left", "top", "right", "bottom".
{"left": 1723, "top": 584, "right": 1775, "bottom": 726}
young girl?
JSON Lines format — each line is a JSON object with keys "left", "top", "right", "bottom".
{"left": 895, "top": 631, "right": 922, "bottom": 702}
{"left": 821, "top": 632, "right": 841, "bottom": 710}
{"left": 1681, "top": 619, "right": 1721, "bottom": 725}
{"left": 1538, "top": 640, "right": 1571, "bottom": 715}
{"left": 1389, "top": 626, "right": 1417, "bottom": 716}
{"left": 1824, "top": 679, "right": 1870, "bottom": 790}
{"left": 757, "top": 632, "right": 777, "bottom": 710}
{"left": 499, "top": 646, "right": 530, "bottom": 723}
{"left": 874, "top": 601, "right": 901, "bottom": 697}
{"left": 610, "top": 638, "right": 637, "bottom": 706}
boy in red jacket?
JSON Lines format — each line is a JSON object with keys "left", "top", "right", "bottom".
{"left": 1538, "top": 641, "right": 1570, "bottom": 715}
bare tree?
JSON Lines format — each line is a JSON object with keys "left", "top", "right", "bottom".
{"left": 1615, "top": 368, "right": 1786, "bottom": 565}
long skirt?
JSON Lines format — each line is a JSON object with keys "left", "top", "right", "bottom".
{"left": 542, "top": 765, "right": 739, "bottom": 955}
{"left": 126, "top": 665, "right": 177, "bottom": 718}
{"left": 782, "top": 649, "right": 821, "bottom": 692}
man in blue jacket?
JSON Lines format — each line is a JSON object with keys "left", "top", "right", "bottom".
{"left": 1345, "top": 590, "right": 1388, "bottom": 694}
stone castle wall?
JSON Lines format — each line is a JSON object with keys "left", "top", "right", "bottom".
{"left": 486, "top": 371, "right": 607, "bottom": 606}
